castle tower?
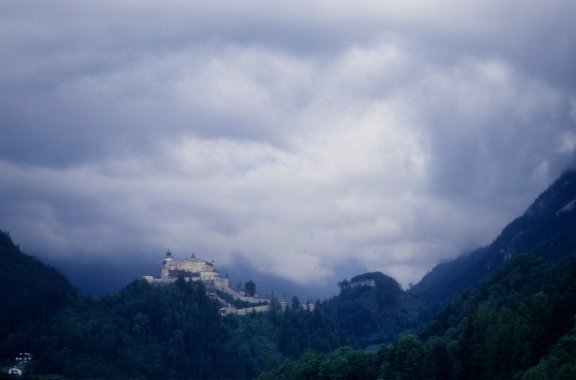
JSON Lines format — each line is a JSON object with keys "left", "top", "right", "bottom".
{"left": 161, "top": 251, "right": 174, "bottom": 279}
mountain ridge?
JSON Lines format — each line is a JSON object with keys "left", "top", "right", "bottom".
{"left": 409, "top": 169, "right": 576, "bottom": 303}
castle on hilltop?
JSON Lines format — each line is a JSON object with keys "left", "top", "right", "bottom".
{"left": 143, "top": 251, "right": 276, "bottom": 315}
{"left": 143, "top": 251, "right": 231, "bottom": 292}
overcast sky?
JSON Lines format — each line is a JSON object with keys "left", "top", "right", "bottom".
{"left": 1, "top": 0, "right": 576, "bottom": 291}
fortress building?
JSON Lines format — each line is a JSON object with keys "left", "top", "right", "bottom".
{"left": 144, "top": 251, "right": 230, "bottom": 291}
{"left": 143, "top": 251, "right": 276, "bottom": 315}
{"left": 143, "top": 251, "right": 314, "bottom": 315}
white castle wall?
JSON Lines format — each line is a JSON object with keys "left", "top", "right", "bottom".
{"left": 161, "top": 256, "right": 214, "bottom": 279}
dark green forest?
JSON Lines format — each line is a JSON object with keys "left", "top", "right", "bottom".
{"left": 259, "top": 255, "right": 576, "bottom": 380}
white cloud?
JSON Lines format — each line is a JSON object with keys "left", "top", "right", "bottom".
{"left": 1, "top": 0, "right": 576, "bottom": 291}
{"left": 558, "top": 132, "right": 576, "bottom": 154}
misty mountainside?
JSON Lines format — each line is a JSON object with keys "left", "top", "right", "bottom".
{"left": 410, "top": 169, "right": 576, "bottom": 303}
{"left": 260, "top": 254, "right": 576, "bottom": 380}
{"left": 319, "top": 272, "right": 431, "bottom": 346}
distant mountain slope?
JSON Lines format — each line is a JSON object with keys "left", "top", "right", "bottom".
{"left": 410, "top": 170, "right": 576, "bottom": 303}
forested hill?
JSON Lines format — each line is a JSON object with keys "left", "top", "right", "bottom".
{"left": 319, "top": 272, "right": 431, "bottom": 346}
{"left": 410, "top": 169, "right": 576, "bottom": 303}
{"left": 0, "top": 231, "right": 346, "bottom": 379}
{"left": 0, "top": 231, "right": 76, "bottom": 352}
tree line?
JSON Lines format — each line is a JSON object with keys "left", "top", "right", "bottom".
{"left": 258, "top": 255, "right": 576, "bottom": 379}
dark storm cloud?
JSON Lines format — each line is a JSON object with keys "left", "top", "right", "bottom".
{"left": 1, "top": 0, "right": 575, "bottom": 289}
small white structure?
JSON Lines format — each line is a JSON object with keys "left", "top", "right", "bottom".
{"left": 8, "top": 367, "right": 22, "bottom": 376}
